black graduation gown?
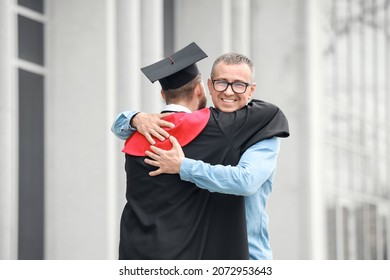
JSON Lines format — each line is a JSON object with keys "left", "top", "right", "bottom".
{"left": 119, "top": 99, "right": 289, "bottom": 260}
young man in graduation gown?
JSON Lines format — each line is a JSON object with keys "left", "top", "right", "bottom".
{"left": 118, "top": 42, "right": 289, "bottom": 259}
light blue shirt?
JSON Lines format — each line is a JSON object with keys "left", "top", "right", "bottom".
{"left": 111, "top": 111, "right": 138, "bottom": 140}
{"left": 111, "top": 110, "right": 280, "bottom": 260}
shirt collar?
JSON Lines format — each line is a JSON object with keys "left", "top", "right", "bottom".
{"left": 163, "top": 104, "right": 192, "bottom": 113}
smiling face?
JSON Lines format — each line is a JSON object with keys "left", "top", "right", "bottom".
{"left": 208, "top": 62, "right": 256, "bottom": 113}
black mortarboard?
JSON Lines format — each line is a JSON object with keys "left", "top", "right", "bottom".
{"left": 141, "top": 42, "right": 208, "bottom": 90}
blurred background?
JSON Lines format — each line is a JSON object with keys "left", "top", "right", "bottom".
{"left": 0, "top": 0, "right": 389, "bottom": 260}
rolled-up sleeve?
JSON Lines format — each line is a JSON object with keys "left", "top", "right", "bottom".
{"left": 110, "top": 111, "right": 138, "bottom": 140}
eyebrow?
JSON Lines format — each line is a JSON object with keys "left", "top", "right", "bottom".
{"left": 213, "top": 78, "right": 248, "bottom": 83}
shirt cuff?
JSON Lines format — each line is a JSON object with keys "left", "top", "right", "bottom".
{"left": 179, "top": 158, "right": 197, "bottom": 181}
{"left": 123, "top": 126, "right": 137, "bottom": 132}
{"left": 127, "top": 111, "right": 140, "bottom": 131}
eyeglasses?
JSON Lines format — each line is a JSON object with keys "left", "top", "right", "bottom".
{"left": 211, "top": 79, "right": 252, "bottom": 94}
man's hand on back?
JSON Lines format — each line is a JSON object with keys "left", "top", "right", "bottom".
{"left": 131, "top": 112, "right": 175, "bottom": 144}
{"left": 144, "top": 136, "right": 184, "bottom": 176}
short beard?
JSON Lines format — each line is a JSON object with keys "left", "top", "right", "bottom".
{"left": 198, "top": 95, "right": 208, "bottom": 110}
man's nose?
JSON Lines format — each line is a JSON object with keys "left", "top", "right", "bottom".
{"left": 224, "top": 84, "right": 235, "bottom": 95}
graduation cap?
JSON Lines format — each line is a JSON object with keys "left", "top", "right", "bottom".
{"left": 141, "top": 42, "right": 208, "bottom": 90}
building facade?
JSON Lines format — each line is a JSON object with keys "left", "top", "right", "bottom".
{"left": 323, "top": 0, "right": 390, "bottom": 260}
{"left": 0, "top": 0, "right": 389, "bottom": 260}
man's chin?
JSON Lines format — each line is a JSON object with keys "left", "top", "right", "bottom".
{"left": 216, "top": 106, "right": 236, "bottom": 113}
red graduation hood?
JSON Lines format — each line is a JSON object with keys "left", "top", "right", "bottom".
{"left": 122, "top": 108, "right": 210, "bottom": 156}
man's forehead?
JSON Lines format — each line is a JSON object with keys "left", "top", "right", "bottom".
{"left": 213, "top": 62, "right": 252, "bottom": 80}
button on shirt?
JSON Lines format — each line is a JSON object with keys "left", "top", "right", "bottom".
{"left": 111, "top": 109, "right": 280, "bottom": 259}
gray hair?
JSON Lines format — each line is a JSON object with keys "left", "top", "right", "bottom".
{"left": 210, "top": 53, "right": 255, "bottom": 82}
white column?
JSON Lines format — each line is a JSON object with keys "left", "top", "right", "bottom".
{"left": 46, "top": 0, "right": 113, "bottom": 259}
{"left": 221, "top": 0, "right": 232, "bottom": 53}
{"left": 306, "top": 0, "right": 327, "bottom": 260}
{"left": 0, "top": 0, "right": 18, "bottom": 260}
{"left": 140, "top": 0, "right": 164, "bottom": 112}
{"left": 116, "top": 0, "right": 141, "bottom": 111}
{"left": 105, "top": 0, "right": 118, "bottom": 261}
{"left": 232, "top": 0, "right": 251, "bottom": 55}
{"left": 110, "top": 0, "right": 144, "bottom": 261}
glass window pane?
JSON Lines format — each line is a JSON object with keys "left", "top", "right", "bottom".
{"left": 382, "top": 216, "right": 388, "bottom": 259}
{"left": 342, "top": 207, "right": 350, "bottom": 259}
{"left": 356, "top": 205, "right": 365, "bottom": 259}
{"left": 18, "top": 15, "right": 44, "bottom": 66}
{"left": 18, "top": 69, "right": 45, "bottom": 260}
{"left": 18, "top": 0, "right": 44, "bottom": 14}
{"left": 369, "top": 204, "right": 377, "bottom": 259}
{"left": 327, "top": 206, "right": 338, "bottom": 259}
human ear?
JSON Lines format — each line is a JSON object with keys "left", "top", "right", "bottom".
{"left": 207, "top": 78, "right": 213, "bottom": 94}
{"left": 249, "top": 83, "right": 256, "bottom": 98}
{"left": 160, "top": 90, "right": 166, "bottom": 101}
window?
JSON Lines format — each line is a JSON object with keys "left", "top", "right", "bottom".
{"left": 18, "top": 15, "right": 44, "bottom": 65}
{"left": 18, "top": 0, "right": 44, "bottom": 13}
{"left": 324, "top": 0, "right": 390, "bottom": 260}
{"left": 16, "top": 0, "right": 45, "bottom": 260}
{"left": 18, "top": 69, "right": 45, "bottom": 260}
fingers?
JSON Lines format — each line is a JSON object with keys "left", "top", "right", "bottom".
{"left": 144, "top": 157, "right": 160, "bottom": 167}
{"left": 169, "top": 135, "right": 180, "bottom": 147}
{"left": 144, "top": 134, "right": 156, "bottom": 145}
{"left": 158, "top": 119, "right": 175, "bottom": 129}
{"left": 159, "top": 112, "right": 173, "bottom": 118}
{"left": 143, "top": 127, "right": 170, "bottom": 144}
{"left": 153, "top": 118, "right": 174, "bottom": 140}
{"left": 149, "top": 145, "right": 165, "bottom": 155}
{"left": 157, "top": 113, "right": 175, "bottom": 129}
{"left": 145, "top": 150, "right": 160, "bottom": 161}
{"left": 168, "top": 136, "right": 185, "bottom": 159}
{"left": 144, "top": 157, "right": 162, "bottom": 177}
{"left": 135, "top": 112, "right": 175, "bottom": 144}
{"left": 152, "top": 126, "right": 170, "bottom": 140}
{"left": 148, "top": 169, "right": 161, "bottom": 177}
